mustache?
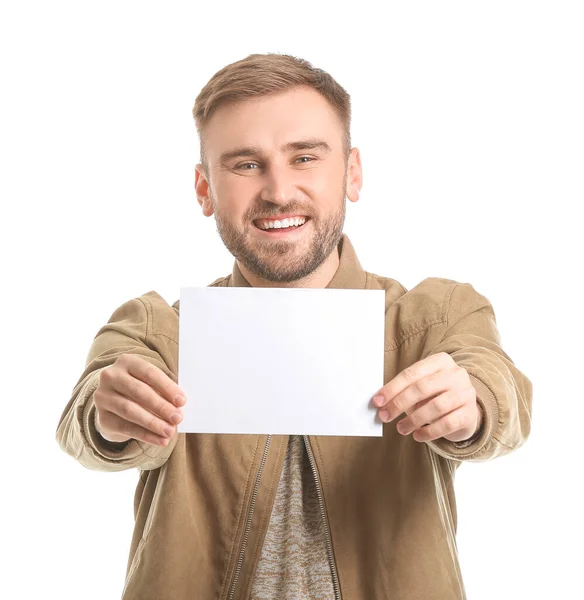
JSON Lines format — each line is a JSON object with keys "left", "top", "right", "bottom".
{"left": 247, "top": 205, "right": 314, "bottom": 221}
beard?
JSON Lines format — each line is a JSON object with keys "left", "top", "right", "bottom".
{"left": 211, "top": 185, "right": 347, "bottom": 284}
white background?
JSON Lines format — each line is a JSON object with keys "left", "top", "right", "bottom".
{"left": 1, "top": 1, "right": 582, "bottom": 598}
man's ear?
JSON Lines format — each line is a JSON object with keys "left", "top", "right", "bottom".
{"left": 346, "top": 147, "right": 363, "bottom": 204}
{"left": 195, "top": 164, "right": 214, "bottom": 217}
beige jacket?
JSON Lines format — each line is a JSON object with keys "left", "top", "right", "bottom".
{"left": 56, "top": 234, "right": 533, "bottom": 599}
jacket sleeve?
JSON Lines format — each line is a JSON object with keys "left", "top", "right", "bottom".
{"left": 55, "top": 295, "right": 179, "bottom": 472}
{"left": 424, "top": 282, "right": 533, "bottom": 462}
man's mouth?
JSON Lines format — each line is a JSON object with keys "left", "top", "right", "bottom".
{"left": 253, "top": 215, "right": 310, "bottom": 233}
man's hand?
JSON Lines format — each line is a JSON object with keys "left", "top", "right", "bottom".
{"left": 94, "top": 354, "right": 186, "bottom": 447}
{"left": 372, "top": 352, "right": 482, "bottom": 443}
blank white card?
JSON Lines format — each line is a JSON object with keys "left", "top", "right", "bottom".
{"left": 177, "top": 286, "right": 385, "bottom": 436}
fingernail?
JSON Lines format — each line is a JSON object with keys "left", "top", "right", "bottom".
{"left": 397, "top": 421, "right": 409, "bottom": 434}
{"left": 373, "top": 395, "right": 385, "bottom": 407}
{"left": 170, "top": 411, "right": 182, "bottom": 424}
{"left": 379, "top": 410, "right": 390, "bottom": 422}
{"left": 163, "top": 425, "right": 173, "bottom": 437}
{"left": 174, "top": 395, "right": 186, "bottom": 406}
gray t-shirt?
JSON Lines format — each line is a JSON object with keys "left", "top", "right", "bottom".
{"left": 250, "top": 435, "right": 336, "bottom": 599}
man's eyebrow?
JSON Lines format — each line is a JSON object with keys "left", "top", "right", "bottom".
{"left": 219, "top": 139, "right": 332, "bottom": 163}
{"left": 282, "top": 139, "right": 332, "bottom": 153}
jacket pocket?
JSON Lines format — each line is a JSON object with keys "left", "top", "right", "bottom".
{"left": 133, "top": 470, "right": 147, "bottom": 518}
{"left": 122, "top": 538, "right": 146, "bottom": 598}
{"left": 141, "top": 468, "right": 165, "bottom": 542}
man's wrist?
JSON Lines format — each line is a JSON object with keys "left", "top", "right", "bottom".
{"left": 94, "top": 409, "right": 131, "bottom": 448}
{"left": 473, "top": 401, "right": 484, "bottom": 436}
{"left": 455, "top": 402, "right": 484, "bottom": 445}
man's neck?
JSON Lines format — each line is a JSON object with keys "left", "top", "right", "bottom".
{"left": 237, "top": 248, "right": 340, "bottom": 289}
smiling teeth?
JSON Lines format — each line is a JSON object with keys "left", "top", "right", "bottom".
{"left": 257, "top": 217, "right": 307, "bottom": 230}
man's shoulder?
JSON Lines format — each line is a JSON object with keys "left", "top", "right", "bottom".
{"left": 207, "top": 275, "right": 232, "bottom": 288}
{"left": 116, "top": 275, "right": 232, "bottom": 342}
{"left": 369, "top": 272, "right": 460, "bottom": 309}
{"left": 370, "top": 273, "right": 481, "bottom": 338}
{"left": 397, "top": 277, "right": 491, "bottom": 319}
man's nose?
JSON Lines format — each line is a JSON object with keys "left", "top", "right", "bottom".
{"left": 260, "top": 163, "right": 294, "bottom": 205}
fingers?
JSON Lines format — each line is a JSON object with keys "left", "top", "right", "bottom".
{"left": 372, "top": 353, "right": 454, "bottom": 413}
{"left": 373, "top": 371, "right": 450, "bottom": 422}
{"left": 395, "top": 391, "right": 464, "bottom": 436}
{"left": 95, "top": 382, "right": 182, "bottom": 437}
{"left": 408, "top": 406, "right": 469, "bottom": 443}
{"left": 124, "top": 355, "right": 186, "bottom": 407}
{"left": 94, "top": 354, "right": 187, "bottom": 447}
{"left": 97, "top": 407, "right": 173, "bottom": 447}
{"left": 372, "top": 360, "right": 478, "bottom": 443}
{"left": 109, "top": 369, "right": 184, "bottom": 428}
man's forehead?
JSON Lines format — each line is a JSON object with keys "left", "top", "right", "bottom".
{"left": 204, "top": 88, "right": 341, "bottom": 149}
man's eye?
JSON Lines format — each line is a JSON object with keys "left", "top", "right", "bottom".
{"left": 235, "top": 157, "right": 314, "bottom": 170}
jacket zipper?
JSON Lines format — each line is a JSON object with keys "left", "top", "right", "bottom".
{"left": 227, "top": 434, "right": 272, "bottom": 600}
{"left": 303, "top": 435, "right": 342, "bottom": 600}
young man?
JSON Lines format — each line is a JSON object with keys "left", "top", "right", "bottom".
{"left": 56, "top": 53, "right": 533, "bottom": 600}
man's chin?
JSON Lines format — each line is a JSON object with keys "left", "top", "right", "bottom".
{"left": 239, "top": 246, "right": 320, "bottom": 283}
{"left": 248, "top": 228, "right": 312, "bottom": 253}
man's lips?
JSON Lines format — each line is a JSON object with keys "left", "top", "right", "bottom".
{"left": 252, "top": 215, "right": 311, "bottom": 229}
{"left": 252, "top": 216, "right": 311, "bottom": 234}
{"left": 252, "top": 214, "right": 310, "bottom": 223}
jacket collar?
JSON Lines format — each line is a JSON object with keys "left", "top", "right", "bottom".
{"left": 229, "top": 233, "right": 368, "bottom": 290}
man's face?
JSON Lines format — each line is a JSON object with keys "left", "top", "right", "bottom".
{"left": 195, "top": 85, "right": 361, "bottom": 283}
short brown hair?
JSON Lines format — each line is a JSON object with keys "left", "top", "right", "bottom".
{"left": 192, "top": 53, "right": 352, "bottom": 171}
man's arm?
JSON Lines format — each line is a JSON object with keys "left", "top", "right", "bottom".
{"left": 56, "top": 295, "right": 179, "bottom": 472}
{"left": 425, "top": 282, "right": 533, "bottom": 462}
